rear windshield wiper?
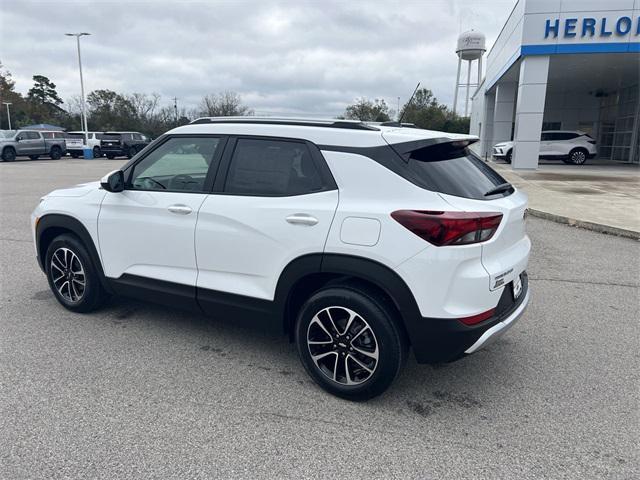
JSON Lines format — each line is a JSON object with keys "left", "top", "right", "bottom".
{"left": 484, "top": 182, "right": 513, "bottom": 197}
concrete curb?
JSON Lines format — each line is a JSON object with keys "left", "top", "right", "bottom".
{"left": 527, "top": 209, "right": 640, "bottom": 240}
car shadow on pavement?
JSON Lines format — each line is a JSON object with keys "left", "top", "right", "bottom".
{"left": 87, "top": 294, "right": 522, "bottom": 414}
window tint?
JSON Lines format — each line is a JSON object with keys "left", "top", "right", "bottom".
{"left": 405, "top": 144, "right": 509, "bottom": 200}
{"left": 130, "top": 137, "right": 222, "bottom": 192}
{"left": 559, "top": 132, "right": 578, "bottom": 140}
{"left": 225, "top": 138, "right": 324, "bottom": 196}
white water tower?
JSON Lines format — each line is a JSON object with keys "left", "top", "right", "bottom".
{"left": 453, "top": 30, "right": 486, "bottom": 117}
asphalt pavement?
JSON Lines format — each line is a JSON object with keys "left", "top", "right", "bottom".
{"left": 1, "top": 157, "right": 638, "bottom": 479}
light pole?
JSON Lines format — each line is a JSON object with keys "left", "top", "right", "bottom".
{"left": 2, "top": 102, "right": 11, "bottom": 130}
{"left": 65, "top": 32, "right": 91, "bottom": 146}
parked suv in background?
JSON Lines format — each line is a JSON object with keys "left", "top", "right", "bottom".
{"left": 100, "top": 131, "right": 150, "bottom": 159}
{"left": 66, "top": 131, "right": 104, "bottom": 158}
{"left": 31, "top": 118, "right": 530, "bottom": 400}
{"left": 0, "top": 129, "right": 67, "bottom": 161}
{"left": 493, "top": 130, "right": 596, "bottom": 165}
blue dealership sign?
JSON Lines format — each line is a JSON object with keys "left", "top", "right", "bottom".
{"left": 545, "top": 16, "right": 640, "bottom": 39}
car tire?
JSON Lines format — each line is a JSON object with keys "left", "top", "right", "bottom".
{"left": 1, "top": 147, "right": 16, "bottom": 162}
{"left": 93, "top": 146, "right": 101, "bottom": 158}
{"left": 568, "top": 148, "right": 588, "bottom": 165}
{"left": 505, "top": 149, "right": 512, "bottom": 164}
{"left": 49, "top": 146, "right": 62, "bottom": 160}
{"left": 126, "top": 147, "right": 136, "bottom": 159}
{"left": 29, "top": 155, "right": 40, "bottom": 160}
{"left": 295, "top": 283, "right": 408, "bottom": 401}
{"left": 106, "top": 154, "right": 115, "bottom": 159}
{"left": 45, "top": 234, "right": 108, "bottom": 313}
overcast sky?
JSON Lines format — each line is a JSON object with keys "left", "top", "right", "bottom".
{"left": 1, "top": 0, "right": 515, "bottom": 117}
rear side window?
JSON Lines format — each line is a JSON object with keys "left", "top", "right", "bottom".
{"left": 405, "top": 144, "right": 508, "bottom": 200}
{"left": 225, "top": 138, "right": 324, "bottom": 196}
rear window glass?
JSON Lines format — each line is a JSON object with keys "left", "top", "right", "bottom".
{"left": 406, "top": 144, "right": 509, "bottom": 200}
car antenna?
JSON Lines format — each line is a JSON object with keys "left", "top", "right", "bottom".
{"left": 398, "top": 82, "right": 420, "bottom": 124}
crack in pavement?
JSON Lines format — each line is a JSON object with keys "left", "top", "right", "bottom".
{"left": 529, "top": 276, "right": 639, "bottom": 289}
{"left": 0, "top": 237, "right": 32, "bottom": 243}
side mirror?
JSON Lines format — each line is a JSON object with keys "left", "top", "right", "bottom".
{"left": 15, "top": 136, "right": 22, "bottom": 142}
{"left": 100, "top": 170, "right": 125, "bottom": 193}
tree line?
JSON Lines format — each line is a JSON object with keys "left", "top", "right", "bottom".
{"left": 338, "top": 89, "right": 469, "bottom": 133}
{"left": 1, "top": 63, "right": 468, "bottom": 137}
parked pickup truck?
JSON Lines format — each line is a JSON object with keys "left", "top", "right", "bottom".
{"left": 0, "top": 129, "right": 67, "bottom": 161}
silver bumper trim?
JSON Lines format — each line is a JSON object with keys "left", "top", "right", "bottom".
{"left": 464, "top": 289, "right": 530, "bottom": 355}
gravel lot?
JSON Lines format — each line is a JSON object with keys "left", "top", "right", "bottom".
{"left": 1, "top": 157, "right": 639, "bottom": 479}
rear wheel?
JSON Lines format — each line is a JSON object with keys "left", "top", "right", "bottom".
{"left": 568, "top": 148, "right": 587, "bottom": 165}
{"left": 1, "top": 147, "right": 16, "bottom": 162}
{"left": 49, "top": 146, "right": 62, "bottom": 160}
{"left": 295, "top": 284, "right": 407, "bottom": 401}
{"left": 126, "top": 146, "right": 136, "bottom": 159}
{"left": 45, "top": 234, "right": 107, "bottom": 313}
{"left": 505, "top": 149, "right": 512, "bottom": 164}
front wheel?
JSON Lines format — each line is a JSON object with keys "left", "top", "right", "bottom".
{"left": 505, "top": 149, "right": 512, "bottom": 164}
{"left": 295, "top": 284, "right": 407, "bottom": 401}
{"left": 49, "top": 146, "right": 62, "bottom": 160}
{"left": 1, "top": 147, "right": 16, "bottom": 162}
{"left": 568, "top": 148, "right": 588, "bottom": 165}
{"left": 45, "top": 234, "right": 107, "bottom": 313}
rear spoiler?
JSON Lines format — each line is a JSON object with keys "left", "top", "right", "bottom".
{"left": 387, "top": 137, "right": 479, "bottom": 163}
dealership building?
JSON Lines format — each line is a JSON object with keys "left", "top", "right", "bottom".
{"left": 469, "top": 0, "right": 640, "bottom": 168}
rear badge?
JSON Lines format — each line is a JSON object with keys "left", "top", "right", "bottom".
{"left": 512, "top": 274, "right": 523, "bottom": 300}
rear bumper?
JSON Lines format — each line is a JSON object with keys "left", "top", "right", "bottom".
{"left": 410, "top": 272, "right": 529, "bottom": 363}
{"left": 101, "top": 147, "right": 124, "bottom": 154}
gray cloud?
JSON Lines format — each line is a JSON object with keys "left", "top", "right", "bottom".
{"left": 1, "top": 0, "right": 514, "bottom": 117}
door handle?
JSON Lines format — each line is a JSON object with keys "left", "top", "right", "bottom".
{"left": 168, "top": 204, "right": 192, "bottom": 215}
{"left": 286, "top": 214, "right": 318, "bottom": 226}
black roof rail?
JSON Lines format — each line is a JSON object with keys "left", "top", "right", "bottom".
{"left": 189, "top": 116, "right": 379, "bottom": 131}
{"left": 379, "top": 121, "right": 419, "bottom": 128}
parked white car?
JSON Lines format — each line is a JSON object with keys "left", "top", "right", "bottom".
{"left": 31, "top": 117, "right": 530, "bottom": 400}
{"left": 66, "top": 131, "right": 104, "bottom": 158}
{"left": 493, "top": 130, "right": 597, "bottom": 165}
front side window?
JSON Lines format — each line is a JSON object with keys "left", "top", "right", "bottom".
{"left": 225, "top": 138, "right": 324, "bottom": 196}
{"left": 27, "top": 131, "right": 41, "bottom": 139}
{"left": 129, "top": 137, "right": 221, "bottom": 192}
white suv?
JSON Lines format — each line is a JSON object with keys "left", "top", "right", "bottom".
{"left": 493, "top": 130, "right": 597, "bottom": 165}
{"left": 32, "top": 118, "right": 530, "bottom": 400}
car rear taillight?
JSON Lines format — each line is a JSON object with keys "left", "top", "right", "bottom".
{"left": 391, "top": 210, "right": 503, "bottom": 246}
{"left": 458, "top": 308, "right": 496, "bottom": 325}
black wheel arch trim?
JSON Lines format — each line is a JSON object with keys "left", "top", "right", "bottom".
{"left": 36, "top": 214, "right": 112, "bottom": 293}
{"left": 274, "top": 253, "right": 422, "bottom": 346}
